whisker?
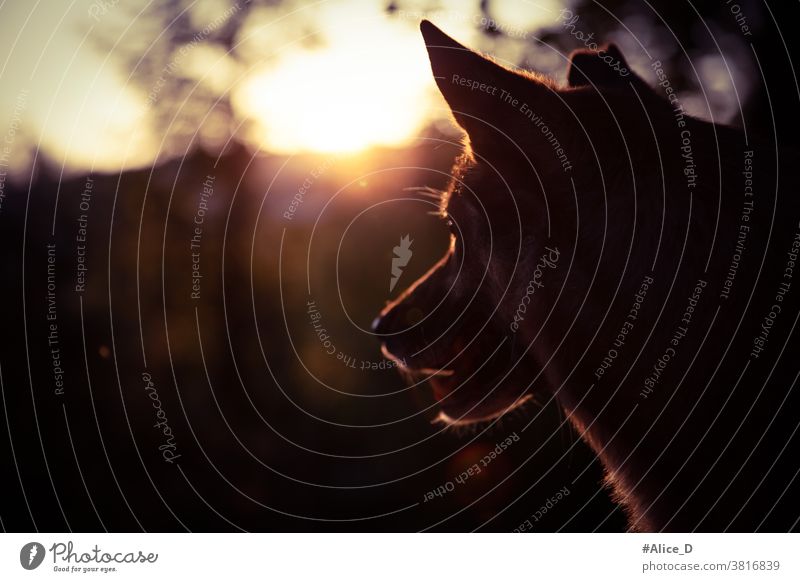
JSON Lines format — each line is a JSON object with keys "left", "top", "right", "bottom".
{"left": 417, "top": 367, "right": 455, "bottom": 377}
{"left": 403, "top": 185, "right": 446, "bottom": 200}
{"left": 379, "top": 344, "right": 453, "bottom": 381}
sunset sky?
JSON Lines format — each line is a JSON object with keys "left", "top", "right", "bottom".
{"left": 0, "top": 0, "right": 562, "bottom": 173}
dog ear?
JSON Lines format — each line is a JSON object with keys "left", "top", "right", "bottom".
{"left": 420, "top": 20, "right": 551, "bottom": 153}
{"left": 567, "top": 44, "right": 636, "bottom": 88}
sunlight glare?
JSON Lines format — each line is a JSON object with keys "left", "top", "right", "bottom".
{"left": 235, "top": 27, "right": 433, "bottom": 154}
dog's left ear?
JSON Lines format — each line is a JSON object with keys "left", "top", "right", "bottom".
{"left": 421, "top": 20, "right": 554, "bottom": 154}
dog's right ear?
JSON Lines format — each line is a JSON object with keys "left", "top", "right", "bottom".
{"left": 420, "top": 20, "right": 554, "bottom": 154}
{"left": 567, "top": 44, "right": 629, "bottom": 88}
{"left": 567, "top": 44, "right": 651, "bottom": 92}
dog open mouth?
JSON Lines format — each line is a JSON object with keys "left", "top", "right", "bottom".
{"left": 380, "top": 340, "right": 533, "bottom": 426}
{"left": 428, "top": 373, "right": 533, "bottom": 426}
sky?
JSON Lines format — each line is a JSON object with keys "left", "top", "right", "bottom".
{"left": 0, "top": 0, "right": 564, "bottom": 174}
{"left": 0, "top": 0, "right": 159, "bottom": 173}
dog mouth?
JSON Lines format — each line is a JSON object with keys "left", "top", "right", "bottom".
{"left": 380, "top": 343, "right": 532, "bottom": 426}
{"left": 428, "top": 372, "right": 532, "bottom": 426}
{"left": 379, "top": 344, "right": 455, "bottom": 380}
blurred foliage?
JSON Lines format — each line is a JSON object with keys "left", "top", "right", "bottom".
{"left": 88, "top": 0, "right": 800, "bottom": 156}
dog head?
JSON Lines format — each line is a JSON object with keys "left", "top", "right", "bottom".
{"left": 373, "top": 21, "right": 666, "bottom": 425}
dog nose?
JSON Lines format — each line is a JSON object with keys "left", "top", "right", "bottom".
{"left": 372, "top": 303, "right": 400, "bottom": 337}
{"left": 373, "top": 302, "right": 425, "bottom": 337}
{"left": 372, "top": 309, "right": 397, "bottom": 336}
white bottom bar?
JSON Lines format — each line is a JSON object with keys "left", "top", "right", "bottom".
{"left": 1, "top": 533, "right": 797, "bottom": 581}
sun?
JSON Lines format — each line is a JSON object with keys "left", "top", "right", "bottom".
{"left": 235, "top": 35, "right": 434, "bottom": 154}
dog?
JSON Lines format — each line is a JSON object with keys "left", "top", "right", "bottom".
{"left": 372, "top": 20, "right": 800, "bottom": 531}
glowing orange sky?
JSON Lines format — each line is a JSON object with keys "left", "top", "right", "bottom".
{"left": 0, "top": 0, "right": 561, "bottom": 172}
